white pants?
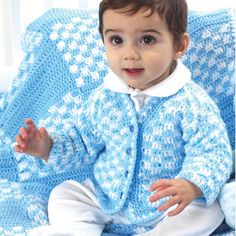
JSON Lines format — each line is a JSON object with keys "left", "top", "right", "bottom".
{"left": 29, "top": 180, "right": 224, "bottom": 236}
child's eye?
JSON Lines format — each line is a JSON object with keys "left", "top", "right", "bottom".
{"left": 140, "top": 35, "right": 156, "bottom": 45}
{"left": 110, "top": 36, "right": 123, "bottom": 45}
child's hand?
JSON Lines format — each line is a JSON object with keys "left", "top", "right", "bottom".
{"left": 149, "top": 179, "right": 202, "bottom": 216}
{"left": 14, "top": 118, "right": 52, "bottom": 161}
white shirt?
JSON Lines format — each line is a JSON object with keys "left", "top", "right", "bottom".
{"left": 103, "top": 60, "right": 191, "bottom": 111}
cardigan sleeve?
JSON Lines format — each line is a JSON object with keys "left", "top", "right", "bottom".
{"left": 45, "top": 95, "right": 105, "bottom": 168}
{"left": 177, "top": 95, "right": 232, "bottom": 206}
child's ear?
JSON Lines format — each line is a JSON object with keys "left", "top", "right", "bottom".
{"left": 174, "top": 33, "right": 190, "bottom": 59}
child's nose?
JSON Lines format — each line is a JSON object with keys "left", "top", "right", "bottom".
{"left": 123, "top": 44, "right": 140, "bottom": 61}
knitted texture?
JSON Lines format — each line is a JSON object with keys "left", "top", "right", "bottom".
{"left": 0, "top": 8, "right": 235, "bottom": 236}
{"left": 48, "top": 79, "right": 232, "bottom": 224}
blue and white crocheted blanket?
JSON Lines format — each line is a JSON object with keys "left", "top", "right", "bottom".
{"left": 0, "top": 8, "right": 235, "bottom": 236}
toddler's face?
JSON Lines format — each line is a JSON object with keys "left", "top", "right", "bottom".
{"left": 102, "top": 7, "right": 179, "bottom": 90}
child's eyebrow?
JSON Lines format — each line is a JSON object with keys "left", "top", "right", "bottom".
{"left": 104, "top": 29, "right": 162, "bottom": 35}
{"left": 104, "top": 29, "right": 122, "bottom": 35}
{"left": 142, "top": 29, "right": 162, "bottom": 35}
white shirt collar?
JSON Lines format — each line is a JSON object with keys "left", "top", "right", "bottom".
{"left": 103, "top": 60, "right": 191, "bottom": 97}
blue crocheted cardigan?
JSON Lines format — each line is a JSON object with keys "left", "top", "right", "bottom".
{"left": 0, "top": 8, "right": 235, "bottom": 236}
{"left": 49, "top": 70, "right": 232, "bottom": 225}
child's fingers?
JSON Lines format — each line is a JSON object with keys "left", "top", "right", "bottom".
{"left": 14, "top": 145, "right": 23, "bottom": 153}
{"left": 39, "top": 127, "right": 48, "bottom": 139}
{"left": 19, "top": 127, "right": 28, "bottom": 139}
{"left": 150, "top": 179, "right": 172, "bottom": 191}
{"left": 25, "top": 118, "right": 34, "bottom": 125}
{"left": 25, "top": 118, "right": 37, "bottom": 131}
{"left": 157, "top": 196, "right": 180, "bottom": 212}
{"left": 167, "top": 202, "right": 186, "bottom": 216}
{"left": 15, "top": 135, "right": 27, "bottom": 151}
{"left": 150, "top": 187, "right": 174, "bottom": 202}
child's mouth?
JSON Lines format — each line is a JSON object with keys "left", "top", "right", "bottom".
{"left": 124, "top": 68, "right": 144, "bottom": 77}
